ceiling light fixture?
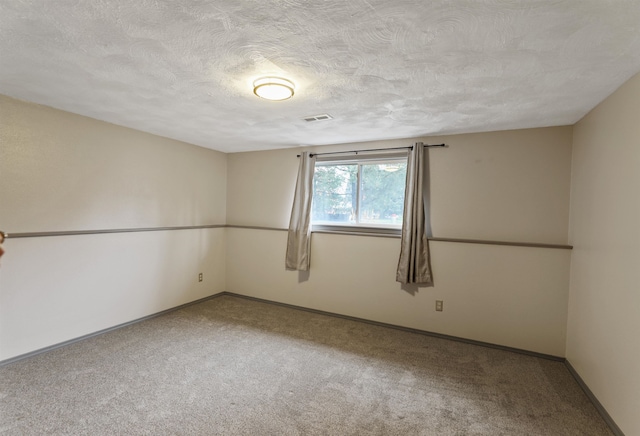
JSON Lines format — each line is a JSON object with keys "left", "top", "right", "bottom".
{"left": 253, "top": 77, "right": 295, "bottom": 101}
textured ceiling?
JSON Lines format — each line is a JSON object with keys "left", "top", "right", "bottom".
{"left": 1, "top": 1, "right": 640, "bottom": 153}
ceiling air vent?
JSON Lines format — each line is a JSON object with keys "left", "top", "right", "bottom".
{"left": 302, "top": 114, "right": 333, "bottom": 122}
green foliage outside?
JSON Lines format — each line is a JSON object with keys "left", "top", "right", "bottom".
{"left": 360, "top": 163, "right": 407, "bottom": 224}
{"left": 312, "top": 161, "right": 407, "bottom": 225}
{"left": 312, "top": 164, "right": 357, "bottom": 223}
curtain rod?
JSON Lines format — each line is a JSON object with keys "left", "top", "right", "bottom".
{"left": 297, "top": 143, "right": 447, "bottom": 158}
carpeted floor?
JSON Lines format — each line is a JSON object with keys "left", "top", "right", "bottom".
{"left": 0, "top": 295, "right": 613, "bottom": 435}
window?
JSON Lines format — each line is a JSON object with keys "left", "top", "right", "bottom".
{"left": 311, "top": 154, "right": 407, "bottom": 229}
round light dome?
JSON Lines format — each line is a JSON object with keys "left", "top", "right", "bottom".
{"left": 253, "top": 77, "right": 295, "bottom": 101}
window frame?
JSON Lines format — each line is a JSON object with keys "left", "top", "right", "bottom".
{"left": 311, "top": 151, "right": 408, "bottom": 235}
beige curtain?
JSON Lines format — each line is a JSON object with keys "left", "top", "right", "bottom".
{"left": 396, "top": 144, "right": 434, "bottom": 285}
{"left": 285, "top": 151, "right": 317, "bottom": 271}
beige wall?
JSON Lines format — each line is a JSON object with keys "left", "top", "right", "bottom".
{"left": 228, "top": 128, "right": 573, "bottom": 244}
{"left": 1, "top": 95, "right": 226, "bottom": 232}
{"left": 226, "top": 127, "right": 573, "bottom": 356}
{"left": 1, "top": 96, "right": 575, "bottom": 361}
{"left": 0, "top": 96, "right": 228, "bottom": 361}
{"left": 568, "top": 72, "right": 640, "bottom": 435}
{"left": 3, "top": 79, "right": 635, "bottom": 430}
{"left": 227, "top": 229, "right": 571, "bottom": 356}
{"left": 0, "top": 229, "right": 226, "bottom": 360}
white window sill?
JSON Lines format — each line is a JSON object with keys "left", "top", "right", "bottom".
{"left": 311, "top": 224, "right": 401, "bottom": 238}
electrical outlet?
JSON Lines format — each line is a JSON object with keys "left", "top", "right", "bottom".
{"left": 198, "top": 273, "right": 203, "bottom": 282}
{"left": 435, "top": 300, "right": 443, "bottom": 312}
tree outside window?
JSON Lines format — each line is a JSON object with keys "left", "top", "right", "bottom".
{"left": 312, "top": 159, "right": 407, "bottom": 227}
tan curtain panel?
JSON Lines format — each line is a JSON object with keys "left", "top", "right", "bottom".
{"left": 396, "top": 144, "right": 434, "bottom": 285}
{"left": 285, "top": 151, "right": 317, "bottom": 271}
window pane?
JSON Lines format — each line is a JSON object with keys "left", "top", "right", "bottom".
{"left": 312, "top": 164, "right": 357, "bottom": 224}
{"left": 359, "top": 162, "right": 407, "bottom": 226}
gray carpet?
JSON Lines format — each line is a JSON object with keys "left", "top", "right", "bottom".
{"left": 0, "top": 295, "right": 612, "bottom": 435}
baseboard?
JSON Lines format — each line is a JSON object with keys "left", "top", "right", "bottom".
{"left": 565, "top": 360, "right": 625, "bottom": 436}
{"left": 228, "top": 291, "right": 627, "bottom": 435}
{"left": 2, "top": 290, "right": 624, "bottom": 436}
{"left": 221, "top": 291, "right": 566, "bottom": 362}
{"left": 0, "top": 292, "right": 226, "bottom": 367}
{"left": 1, "top": 290, "right": 564, "bottom": 366}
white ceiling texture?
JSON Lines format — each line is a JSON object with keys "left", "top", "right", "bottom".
{"left": 1, "top": 1, "right": 640, "bottom": 153}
